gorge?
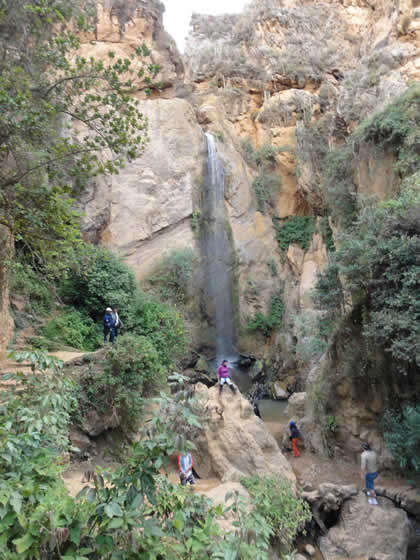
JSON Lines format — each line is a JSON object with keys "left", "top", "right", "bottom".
{"left": 0, "top": 0, "right": 419, "bottom": 558}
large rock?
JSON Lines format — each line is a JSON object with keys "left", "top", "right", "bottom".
{"left": 319, "top": 492, "right": 410, "bottom": 560}
{"left": 286, "top": 392, "right": 306, "bottom": 420}
{"left": 81, "top": 96, "right": 204, "bottom": 280}
{"left": 192, "top": 384, "right": 296, "bottom": 486}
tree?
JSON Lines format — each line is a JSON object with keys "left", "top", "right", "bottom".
{"left": 0, "top": 0, "right": 161, "bottom": 275}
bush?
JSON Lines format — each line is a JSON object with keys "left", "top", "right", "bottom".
{"left": 314, "top": 186, "right": 420, "bottom": 376}
{"left": 273, "top": 216, "right": 316, "bottom": 250}
{"left": 80, "top": 334, "right": 166, "bottom": 432}
{"left": 248, "top": 290, "right": 284, "bottom": 337}
{"left": 241, "top": 475, "right": 312, "bottom": 551}
{"left": 9, "top": 261, "right": 54, "bottom": 314}
{"left": 383, "top": 405, "right": 420, "bottom": 474}
{"left": 128, "top": 292, "right": 188, "bottom": 369}
{"left": 60, "top": 246, "right": 137, "bottom": 320}
{"left": 150, "top": 248, "right": 195, "bottom": 304}
{"left": 253, "top": 171, "right": 282, "bottom": 213}
{"left": 322, "top": 148, "right": 356, "bottom": 227}
{"left": 41, "top": 309, "right": 102, "bottom": 351}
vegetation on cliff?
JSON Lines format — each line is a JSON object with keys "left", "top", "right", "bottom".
{"left": 0, "top": 0, "right": 159, "bottom": 277}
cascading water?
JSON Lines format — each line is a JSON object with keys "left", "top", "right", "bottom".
{"left": 200, "top": 133, "right": 236, "bottom": 362}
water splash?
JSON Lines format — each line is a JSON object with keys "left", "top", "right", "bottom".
{"left": 200, "top": 133, "right": 236, "bottom": 362}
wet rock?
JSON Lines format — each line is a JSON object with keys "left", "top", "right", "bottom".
{"left": 249, "top": 360, "right": 263, "bottom": 380}
{"left": 272, "top": 381, "right": 288, "bottom": 400}
{"left": 376, "top": 486, "right": 420, "bottom": 519}
{"left": 319, "top": 492, "right": 410, "bottom": 560}
{"left": 191, "top": 384, "right": 296, "bottom": 485}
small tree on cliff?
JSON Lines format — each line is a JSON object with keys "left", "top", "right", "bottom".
{"left": 0, "top": 0, "right": 161, "bottom": 276}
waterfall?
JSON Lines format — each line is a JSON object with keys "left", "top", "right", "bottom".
{"left": 200, "top": 133, "right": 236, "bottom": 361}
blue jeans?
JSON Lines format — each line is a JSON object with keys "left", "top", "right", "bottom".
{"left": 104, "top": 326, "right": 115, "bottom": 343}
{"left": 365, "top": 471, "right": 378, "bottom": 490}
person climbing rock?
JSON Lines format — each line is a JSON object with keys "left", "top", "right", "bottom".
{"left": 253, "top": 400, "right": 261, "bottom": 418}
{"left": 361, "top": 442, "right": 379, "bottom": 493}
{"left": 289, "top": 420, "right": 301, "bottom": 457}
{"left": 217, "top": 359, "right": 236, "bottom": 395}
{"left": 112, "top": 307, "right": 123, "bottom": 337}
{"left": 177, "top": 451, "right": 195, "bottom": 486}
{"left": 103, "top": 307, "right": 115, "bottom": 344}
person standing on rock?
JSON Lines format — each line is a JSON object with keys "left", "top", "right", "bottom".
{"left": 361, "top": 442, "right": 379, "bottom": 492}
{"left": 103, "top": 307, "right": 115, "bottom": 344}
{"left": 217, "top": 359, "right": 236, "bottom": 395}
{"left": 112, "top": 307, "right": 123, "bottom": 338}
{"left": 289, "top": 421, "right": 301, "bottom": 457}
{"left": 177, "top": 451, "right": 195, "bottom": 486}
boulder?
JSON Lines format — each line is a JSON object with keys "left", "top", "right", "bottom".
{"left": 319, "top": 492, "right": 410, "bottom": 560}
{"left": 286, "top": 392, "right": 306, "bottom": 420}
{"left": 272, "top": 381, "right": 288, "bottom": 400}
{"left": 192, "top": 384, "right": 296, "bottom": 486}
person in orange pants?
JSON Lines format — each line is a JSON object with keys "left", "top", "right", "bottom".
{"left": 289, "top": 421, "right": 301, "bottom": 457}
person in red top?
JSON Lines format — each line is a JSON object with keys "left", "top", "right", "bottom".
{"left": 177, "top": 452, "right": 195, "bottom": 486}
{"left": 217, "top": 359, "right": 236, "bottom": 395}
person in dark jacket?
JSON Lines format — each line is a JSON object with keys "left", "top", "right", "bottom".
{"left": 289, "top": 420, "right": 301, "bottom": 457}
{"left": 103, "top": 307, "right": 115, "bottom": 344}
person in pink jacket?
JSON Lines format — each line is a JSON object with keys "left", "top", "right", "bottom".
{"left": 217, "top": 359, "right": 236, "bottom": 395}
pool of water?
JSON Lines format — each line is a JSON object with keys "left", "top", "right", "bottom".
{"left": 258, "top": 399, "right": 289, "bottom": 445}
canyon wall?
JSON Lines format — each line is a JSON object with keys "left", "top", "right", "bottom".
{"left": 76, "top": 0, "right": 419, "bottom": 458}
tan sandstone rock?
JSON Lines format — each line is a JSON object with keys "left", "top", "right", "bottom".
{"left": 319, "top": 492, "right": 410, "bottom": 560}
{"left": 192, "top": 384, "right": 296, "bottom": 486}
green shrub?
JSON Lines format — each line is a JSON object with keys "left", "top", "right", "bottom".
{"left": 314, "top": 186, "right": 420, "bottom": 376}
{"left": 9, "top": 262, "right": 54, "bottom": 314}
{"left": 128, "top": 292, "right": 188, "bottom": 369}
{"left": 383, "top": 405, "right": 420, "bottom": 474}
{"left": 41, "top": 309, "right": 102, "bottom": 351}
{"left": 241, "top": 475, "right": 312, "bottom": 551}
{"left": 273, "top": 216, "right": 316, "bottom": 250}
{"left": 83, "top": 334, "right": 166, "bottom": 431}
{"left": 248, "top": 290, "right": 284, "bottom": 337}
{"left": 322, "top": 148, "right": 356, "bottom": 227}
{"left": 252, "top": 171, "right": 282, "bottom": 213}
{"left": 60, "top": 246, "right": 137, "bottom": 320}
{"left": 150, "top": 248, "right": 195, "bottom": 304}
{"left": 350, "top": 84, "right": 420, "bottom": 177}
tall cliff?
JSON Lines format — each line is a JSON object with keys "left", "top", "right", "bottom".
{"left": 80, "top": 0, "right": 418, "bottom": 348}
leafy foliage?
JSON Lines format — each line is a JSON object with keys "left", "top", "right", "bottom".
{"left": 241, "top": 475, "right": 312, "bottom": 551}
{"left": 314, "top": 186, "right": 420, "bottom": 376}
{"left": 1, "top": 364, "right": 309, "bottom": 559}
{"left": 78, "top": 334, "right": 167, "bottom": 433}
{"left": 150, "top": 247, "right": 196, "bottom": 304}
{"left": 41, "top": 309, "right": 102, "bottom": 351}
{"left": 273, "top": 216, "right": 316, "bottom": 250}
{"left": 383, "top": 405, "right": 420, "bottom": 474}
{"left": 248, "top": 290, "right": 284, "bottom": 337}
{"left": 60, "top": 246, "right": 138, "bottom": 320}
{"left": 0, "top": 0, "right": 160, "bottom": 274}
{"left": 321, "top": 148, "right": 356, "bottom": 227}
{"left": 9, "top": 261, "right": 54, "bottom": 314}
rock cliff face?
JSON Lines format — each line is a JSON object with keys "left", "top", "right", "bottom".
{"left": 77, "top": 0, "right": 419, "bottom": 458}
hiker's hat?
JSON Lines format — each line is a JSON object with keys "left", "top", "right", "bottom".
{"left": 106, "top": 307, "right": 112, "bottom": 312}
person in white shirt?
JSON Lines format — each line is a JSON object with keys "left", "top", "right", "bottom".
{"left": 112, "top": 307, "right": 124, "bottom": 338}
{"left": 361, "top": 442, "right": 379, "bottom": 492}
